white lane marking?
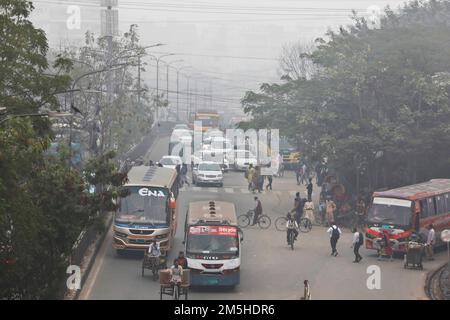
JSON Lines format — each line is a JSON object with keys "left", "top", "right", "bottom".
{"left": 224, "top": 188, "right": 234, "bottom": 193}
{"left": 240, "top": 189, "right": 250, "bottom": 194}
{"left": 79, "top": 223, "right": 112, "bottom": 300}
{"left": 209, "top": 188, "right": 218, "bottom": 193}
{"left": 192, "top": 187, "right": 202, "bottom": 191}
{"left": 289, "top": 191, "right": 297, "bottom": 196}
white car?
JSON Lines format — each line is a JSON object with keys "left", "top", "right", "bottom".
{"left": 192, "top": 161, "right": 224, "bottom": 187}
{"left": 231, "top": 150, "right": 258, "bottom": 171}
{"left": 159, "top": 155, "right": 182, "bottom": 169}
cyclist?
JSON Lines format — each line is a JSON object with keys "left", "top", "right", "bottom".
{"left": 148, "top": 239, "right": 161, "bottom": 258}
{"left": 286, "top": 213, "right": 299, "bottom": 245}
{"left": 251, "top": 196, "right": 263, "bottom": 226}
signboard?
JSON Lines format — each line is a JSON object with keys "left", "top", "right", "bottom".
{"left": 189, "top": 226, "right": 237, "bottom": 236}
{"left": 373, "top": 197, "right": 412, "bottom": 207}
{"left": 441, "top": 229, "right": 450, "bottom": 242}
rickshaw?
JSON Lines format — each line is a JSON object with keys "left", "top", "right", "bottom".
{"left": 404, "top": 241, "right": 424, "bottom": 270}
{"left": 142, "top": 252, "right": 167, "bottom": 281}
{"left": 159, "top": 269, "right": 190, "bottom": 300}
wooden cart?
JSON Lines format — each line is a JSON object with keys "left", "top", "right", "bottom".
{"left": 403, "top": 242, "right": 424, "bottom": 270}
{"left": 159, "top": 269, "right": 190, "bottom": 300}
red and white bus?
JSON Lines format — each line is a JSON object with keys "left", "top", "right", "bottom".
{"left": 365, "top": 179, "right": 450, "bottom": 253}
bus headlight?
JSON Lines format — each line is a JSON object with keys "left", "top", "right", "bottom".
{"left": 115, "top": 231, "right": 127, "bottom": 238}
{"left": 155, "top": 234, "right": 167, "bottom": 240}
{"left": 225, "top": 258, "right": 240, "bottom": 270}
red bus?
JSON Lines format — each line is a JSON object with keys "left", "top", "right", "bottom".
{"left": 365, "top": 179, "right": 450, "bottom": 253}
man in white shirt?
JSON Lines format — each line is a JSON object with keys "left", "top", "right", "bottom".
{"left": 425, "top": 224, "right": 435, "bottom": 260}
{"left": 148, "top": 240, "right": 161, "bottom": 258}
{"left": 327, "top": 223, "right": 342, "bottom": 256}
{"left": 351, "top": 228, "right": 363, "bottom": 263}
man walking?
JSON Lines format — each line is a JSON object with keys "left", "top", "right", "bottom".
{"left": 425, "top": 224, "right": 435, "bottom": 260}
{"left": 327, "top": 222, "right": 341, "bottom": 256}
{"left": 180, "top": 163, "right": 190, "bottom": 186}
{"left": 291, "top": 192, "right": 305, "bottom": 224}
{"left": 247, "top": 164, "right": 255, "bottom": 191}
{"left": 325, "top": 197, "right": 337, "bottom": 227}
{"left": 351, "top": 228, "right": 363, "bottom": 263}
{"left": 307, "top": 178, "right": 313, "bottom": 201}
{"left": 266, "top": 175, "right": 273, "bottom": 190}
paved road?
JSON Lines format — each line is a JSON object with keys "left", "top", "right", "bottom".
{"left": 79, "top": 135, "right": 446, "bottom": 300}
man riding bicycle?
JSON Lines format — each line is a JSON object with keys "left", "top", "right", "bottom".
{"left": 148, "top": 239, "right": 161, "bottom": 258}
{"left": 286, "top": 213, "right": 299, "bottom": 245}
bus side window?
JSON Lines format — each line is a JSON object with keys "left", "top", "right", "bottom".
{"left": 436, "top": 195, "right": 446, "bottom": 215}
{"left": 427, "top": 198, "right": 436, "bottom": 217}
{"left": 420, "top": 199, "right": 429, "bottom": 218}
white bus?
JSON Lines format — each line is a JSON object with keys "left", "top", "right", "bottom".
{"left": 113, "top": 166, "right": 178, "bottom": 254}
{"left": 184, "top": 201, "right": 243, "bottom": 287}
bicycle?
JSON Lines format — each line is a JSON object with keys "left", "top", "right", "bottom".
{"left": 238, "top": 210, "right": 271, "bottom": 229}
{"left": 287, "top": 227, "right": 298, "bottom": 250}
{"left": 275, "top": 215, "right": 312, "bottom": 233}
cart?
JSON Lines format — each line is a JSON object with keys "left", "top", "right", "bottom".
{"left": 403, "top": 242, "right": 424, "bottom": 270}
{"left": 159, "top": 269, "right": 190, "bottom": 300}
{"left": 142, "top": 253, "right": 167, "bottom": 280}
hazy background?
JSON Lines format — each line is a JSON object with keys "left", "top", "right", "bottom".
{"left": 30, "top": 0, "right": 408, "bottom": 115}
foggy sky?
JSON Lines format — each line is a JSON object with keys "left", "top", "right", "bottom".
{"left": 30, "top": 0, "right": 409, "bottom": 113}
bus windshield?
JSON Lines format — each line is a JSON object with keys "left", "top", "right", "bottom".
{"left": 196, "top": 118, "right": 218, "bottom": 127}
{"left": 367, "top": 197, "right": 412, "bottom": 228}
{"left": 117, "top": 186, "right": 169, "bottom": 225}
{"left": 187, "top": 226, "right": 239, "bottom": 255}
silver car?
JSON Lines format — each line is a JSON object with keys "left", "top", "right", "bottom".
{"left": 192, "top": 161, "right": 224, "bottom": 187}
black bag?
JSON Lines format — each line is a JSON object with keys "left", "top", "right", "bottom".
{"left": 331, "top": 226, "right": 340, "bottom": 240}
{"left": 358, "top": 232, "right": 364, "bottom": 245}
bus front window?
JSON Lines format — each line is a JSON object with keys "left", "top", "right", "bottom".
{"left": 117, "top": 187, "right": 169, "bottom": 225}
{"left": 187, "top": 226, "right": 239, "bottom": 255}
{"left": 367, "top": 198, "right": 412, "bottom": 228}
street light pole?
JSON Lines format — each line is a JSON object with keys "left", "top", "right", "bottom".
{"left": 146, "top": 53, "right": 175, "bottom": 123}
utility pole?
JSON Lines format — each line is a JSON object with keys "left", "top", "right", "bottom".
{"left": 100, "top": 0, "right": 118, "bottom": 150}
{"left": 137, "top": 55, "right": 141, "bottom": 104}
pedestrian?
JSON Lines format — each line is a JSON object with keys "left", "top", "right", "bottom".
{"left": 252, "top": 196, "right": 262, "bottom": 226}
{"left": 266, "top": 175, "right": 273, "bottom": 190}
{"left": 253, "top": 166, "right": 261, "bottom": 193}
{"left": 351, "top": 227, "right": 363, "bottom": 263}
{"left": 307, "top": 178, "right": 313, "bottom": 201}
{"left": 148, "top": 160, "right": 154, "bottom": 166}
{"left": 301, "top": 163, "right": 307, "bottom": 185}
{"left": 291, "top": 192, "right": 306, "bottom": 224}
{"left": 247, "top": 164, "right": 255, "bottom": 191}
{"left": 296, "top": 165, "right": 302, "bottom": 185}
{"left": 175, "top": 164, "right": 181, "bottom": 187}
{"left": 180, "top": 163, "right": 190, "bottom": 186}
{"left": 325, "top": 197, "right": 337, "bottom": 227}
{"left": 425, "top": 224, "right": 435, "bottom": 260}
{"left": 327, "top": 222, "right": 341, "bottom": 256}
{"left": 303, "top": 200, "right": 315, "bottom": 224}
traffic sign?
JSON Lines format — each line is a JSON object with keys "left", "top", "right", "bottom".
{"left": 441, "top": 229, "right": 450, "bottom": 242}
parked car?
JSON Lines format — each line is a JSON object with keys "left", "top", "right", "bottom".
{"left": 192, "top": 161, "right": 224, "bottom": 187}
